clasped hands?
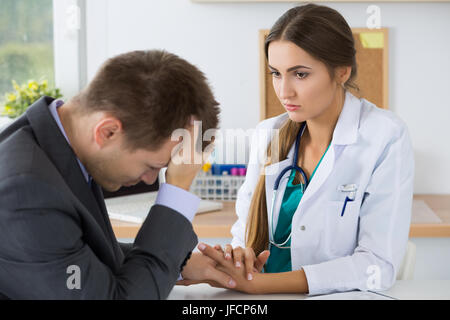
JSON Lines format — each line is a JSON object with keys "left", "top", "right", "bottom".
{"left": 178, "top": 243, "right": 270, "bottom": 294}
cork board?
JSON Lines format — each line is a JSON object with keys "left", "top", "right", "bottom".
{"left": 260, "top": 28, "right": 389, "bottom": 120}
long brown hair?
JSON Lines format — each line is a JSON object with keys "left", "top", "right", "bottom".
{"left": 245, "top": 4, "right": 358, "bottom": 255}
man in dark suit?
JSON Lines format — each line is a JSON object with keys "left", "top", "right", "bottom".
{"left": 0, "top": 50, "right": 231, "bottom": 299}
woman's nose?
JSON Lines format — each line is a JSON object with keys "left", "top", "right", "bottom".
{"left": 278, "top": 78, "right": 295, "bottom": 100}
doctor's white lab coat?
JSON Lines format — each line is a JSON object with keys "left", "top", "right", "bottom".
{"left": 230, "top": 91, "right": 415, "bottom": 295}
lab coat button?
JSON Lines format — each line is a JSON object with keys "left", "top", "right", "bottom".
{"left": 300, "top": 225, "right": 306, "bottom": 231}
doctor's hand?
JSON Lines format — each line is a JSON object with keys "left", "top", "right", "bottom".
{"left": 215, "top": 244, "right": 270, "bottom": 281}
{"left": 178, "top": 252, "right": 237, "bottom": 289}
{"left": 194, "top": 243, "right": 265, "bottom": 294}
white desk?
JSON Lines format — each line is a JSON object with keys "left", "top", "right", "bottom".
{"left": 169, "top": 283, "right": 306, "bottom": 300}
{"left": 168, "top": 280, "right": 450, "bottom": 300}
{"left": 383, "top": 280, "right": 450, "bottom": 300}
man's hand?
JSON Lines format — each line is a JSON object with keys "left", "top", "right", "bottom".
{"left": 166, "top": 117, "right": 214, "bottom": 191}
{"left": 178, "top": 252, "right": 237, "bottom": 289}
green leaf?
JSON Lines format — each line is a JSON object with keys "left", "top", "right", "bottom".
{"left": 1, "top": 79, "right": 63, "bottom": 118}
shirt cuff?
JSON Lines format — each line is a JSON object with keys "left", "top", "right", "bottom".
{"left": 155, "top": 183, "right": 200, "bottom": 223}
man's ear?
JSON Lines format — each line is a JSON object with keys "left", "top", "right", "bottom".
{"left": 93, "top": 117, "right": 123, "bottom": 149}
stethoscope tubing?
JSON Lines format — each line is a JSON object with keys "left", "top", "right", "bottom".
{"left": 269, "top": 122, "right": 309, "bottom": 249}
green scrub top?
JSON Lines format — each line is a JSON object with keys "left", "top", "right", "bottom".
{"left": 265, "top": 143, "right": 330, "bottom": 273}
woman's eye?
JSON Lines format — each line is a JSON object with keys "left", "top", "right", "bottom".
{"left": 296, "top": 72, "right": 309, "bottom": 79}
{"left": 270, "top": 71, "right": 281, "bottom": 78}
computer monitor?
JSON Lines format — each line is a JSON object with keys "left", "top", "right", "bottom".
{"left": 102, "top": 179, "right": 159, "bottom": 199}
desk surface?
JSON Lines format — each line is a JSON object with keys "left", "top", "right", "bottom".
{"left": 111, "top": 194, "right": 450, "bottom": 239}
{"left": 168, "top": 280, "right": 450, "bottom": 300}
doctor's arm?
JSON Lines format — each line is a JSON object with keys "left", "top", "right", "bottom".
{"left": 197, "top": 243, "right": 310, "bottom": 294}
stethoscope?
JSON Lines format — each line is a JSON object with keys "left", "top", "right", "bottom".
{"left": 269, "top": 121, "right": 308, "bottom": 250}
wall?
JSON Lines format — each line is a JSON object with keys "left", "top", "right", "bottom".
{"left": 83, "top": 0, "right": 450, "bottom": 194}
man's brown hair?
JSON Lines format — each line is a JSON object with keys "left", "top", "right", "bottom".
{"left": 77, "top": 50, "right": 220, "bottom": 150}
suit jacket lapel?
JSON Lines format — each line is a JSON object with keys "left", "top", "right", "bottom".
{"left": 91, "top": 180, "right": 124, "bottom": 263}
{"left": 25, "top": 97, "right": 122, "bottom": 267}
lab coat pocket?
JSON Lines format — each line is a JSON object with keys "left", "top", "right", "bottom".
{"left": 325, "top": 198, "right": 362, "bottom": 257}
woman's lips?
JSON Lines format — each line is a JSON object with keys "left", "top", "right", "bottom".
{"left": 285, "top": 104, "right": 301, "bottom": 112}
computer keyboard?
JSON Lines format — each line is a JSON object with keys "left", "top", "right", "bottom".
{"left": 105, "top": 191, "right": 223, "bottom": 223}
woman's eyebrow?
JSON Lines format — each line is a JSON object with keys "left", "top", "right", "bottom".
{"left": 268, "top": 64, "right": 312, "bottom": 72}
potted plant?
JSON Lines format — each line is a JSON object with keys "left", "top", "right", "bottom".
{"left": 1, "top": 79, "right": 63, "bottom": 119}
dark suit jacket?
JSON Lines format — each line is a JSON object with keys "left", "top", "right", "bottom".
{"left": 0, "top": 97, "right": 198, "bottom": 299}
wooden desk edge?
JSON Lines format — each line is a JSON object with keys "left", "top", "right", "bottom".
{"left": 113, "top": 221, "right": 450, "bottom": 239}
{"left": 112, "top": 195, "right": 450, "bottom": 239}
{"left": 409, "top": 224, "right": 450, "bottom": 238}
{"left": 112, "top": 222, "right": 232, "bottom": 239}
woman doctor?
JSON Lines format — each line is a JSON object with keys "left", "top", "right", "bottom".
{"left": 182, "top": 3, "right": 414, "bottom": 295}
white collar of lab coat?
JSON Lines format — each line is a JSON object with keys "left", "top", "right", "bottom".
{"left": 270, "top": 90, "right": 361, "bottom": 163}
{"left": 264, "top": 90, "right": 362, "bottom": 221}
{"left": 282, "top": 90, "right": 361, "bottom": 161}
{"left": 330, "top": 90, "right": 361, "bottom": 146}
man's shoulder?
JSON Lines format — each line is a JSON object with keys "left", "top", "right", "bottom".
{"left": 0, "top": 124, "right": 60, "bottom": 186}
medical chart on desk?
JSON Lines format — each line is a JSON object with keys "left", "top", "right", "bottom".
{"left": 306, "top": 291, "right": 394, "bottom": 300}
